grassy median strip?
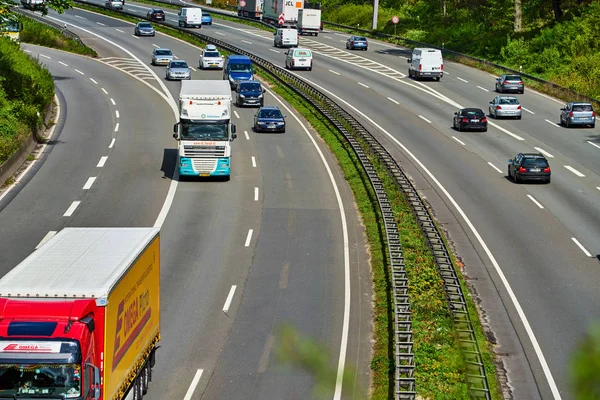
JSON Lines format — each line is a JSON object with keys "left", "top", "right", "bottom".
{"left": 69, "top": 5, "right": 503, "bottom": 397}
{"left": 20, "top": 17, "right": 97, "bottom": 57}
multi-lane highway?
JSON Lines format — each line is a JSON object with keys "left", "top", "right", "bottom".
{"left": 39, "top": 3, "right": 600, "bottom": 398}
{"left": 0, "top": 25, "right": 371, "bottom": 400}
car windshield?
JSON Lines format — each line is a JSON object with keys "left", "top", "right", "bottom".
{"left": 294, "top": 50, "right": 311, "bottom": 57}
{"left": 240, "top": 83, "right": 261, "bottom": 92}
{"left": 139, "top": 23, "right": 152, "bottom": 28}
{"left": 522, "top": 158, "right": 549, "bottom": 168}
{"left": 170, "top": 61, "right": 188, "bottom": 68}
{"left": 463, "top": 109, "right": 484, "bottom": 116}
{"left": 203, "top": 13, "right": 211, "bottom": 16}
{"left": 0, "top": 363, "right": 82, "bottom": 397}
{"left": 204, "top": 51, "right": 220, "bottom": 58}
{"left": 181, "top": 121, "right": 228, "bottom": 141}
{"left": 259, "top": 109, "right": 282, "bottom": 118}
{"left": 505, "top": 75, "right": 521, "bottom": 81}
{"left": 499, "top": 98, "right": 519, "bottom": 105}
{"left": 230, "top": 63, "right": 252, "bottom": 73}
{"left": 572, "top": 104, "right": 593, "bottom": 112}
{"left": 155, "top": 50, "right": 172, "bottom": 56}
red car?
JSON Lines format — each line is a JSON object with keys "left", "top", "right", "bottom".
{"left": 147, "top": 8, "right": 165, "bottom": 21}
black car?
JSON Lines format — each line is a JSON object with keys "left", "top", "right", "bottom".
{"left": 453, "top": 108, "right": 487, "bottom": 132}
{"left": 508, "top": 153, "right": 551, "bottom": 184}
{"left": 254, "top": 106, "right": 286, "bottom": 133}
{"left": 147, "top": 8, "right": 165, "bottom": 21}
{"left": 235, "top": 80, "right": 265, "bottom": 107}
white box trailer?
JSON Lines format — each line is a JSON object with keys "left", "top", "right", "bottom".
{"left": 297, "top": 8, "right": 321, "bottom": 36}
{"left": 263, "top": 0, "right": 304, "bottom": 26}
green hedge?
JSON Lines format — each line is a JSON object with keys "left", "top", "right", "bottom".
{"left": 20, "top": 18, "right": 98, "bottom": 57}
{"left": 0, "top": 37, "right": 55, "bottom": 165}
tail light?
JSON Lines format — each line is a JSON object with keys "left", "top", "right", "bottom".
{"left": 419, "top": 64, "right": 422, "bottom": 71}
{"left": 543, "top": 167, "right": 551, "bottom": 173}
{"left": 593, "top": 111, "right": 596, "bottom": 117}
{"left": 517, "top": 106, "right": 522, "bottom": 110}
{"left": 503, "top": 81, "right": 509, "bottom": 85}
{"left": 569, "top": 111, "right": 574, "bottom": 117}
{"left": 496, "top": 106, "right": 502, "bottom": 110}
{"left": 518, "top": 81, "right": 523, "bottom": 84}
{"left": 441, "top": 64, "right": 444, "bottom": 70}
{"left": 461, "top": 118, "right": 468, "bottom": 122}
{"left": 481, "top": 117, "right": 487, "bottom": 123}
{"left": 518, "top": 166, "right": 527, "bottom": 173}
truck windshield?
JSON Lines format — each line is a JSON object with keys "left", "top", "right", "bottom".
{"left": 229, "top": 63, "right": 252, "bottom": 73}
{"left": 181, "top": 120, "right": 229, "bottom": 141}
{"left": 0, "top": 363, "right": 81, "bottom": 397}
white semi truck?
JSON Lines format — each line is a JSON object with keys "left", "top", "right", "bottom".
{"left": 173, "top": 80, "right": 237, "bottom": 179}
{"left": 297, "top": 8, "right": 321, "bottom": 36}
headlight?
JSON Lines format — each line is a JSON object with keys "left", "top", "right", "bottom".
{"left": 257, "top": 121, "right": 265, "bottom": 124}
{"left": 239, "top": 94, "right": 245, "bottom": 98}
{"left": 277, "top": 122, "right": 284, "bottom": 125}
{"left": 228, "top": 76, "right": 234, "bottom": 81}
{"left": 258, "top": 94, "right": 263, "bottom": 98}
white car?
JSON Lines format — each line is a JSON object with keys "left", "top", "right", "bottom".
{"left": 199, "top": 47, "right": 224, "bottom": 69}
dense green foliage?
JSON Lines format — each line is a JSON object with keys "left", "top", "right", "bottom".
{"left": 0, "top": 37, "right": 54, "bottom": 164}
{"left": 324, "top": 0, "right": 600, "bottom": 99}
{"left": 20, "top": 18, "right": 97, "bottom": 56}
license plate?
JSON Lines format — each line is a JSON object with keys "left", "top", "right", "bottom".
{"left": 472, "top": 119, "right": 479, "bottom": 122}
{"left": 268, "top": 124, "right": 276, "bottom": 128}
{"left": 530, "top": 168, "right": 540, "bottom": 172}
{"left": 200, "top": 173, "right": 210, "bottom": 177}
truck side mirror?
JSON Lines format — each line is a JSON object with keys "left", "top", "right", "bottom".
{"left": 560, "top": 107, "right": 565, "bottom": 111}
{"left": 231, "top": 133, "right": 237, "bottom": 141}
{"left": 262, "top": 88, "right": 266, "bottom": 93}
{"left": 85, "top": 363, "right": 101, "bottom": 400}
{"left": 407, "top": 59, "right": 411, "bottom": 63}
{"left": 231, "top": 124, "right": 237, "bottom": 134}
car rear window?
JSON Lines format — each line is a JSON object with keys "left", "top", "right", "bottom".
{"left": 522, "top": 158, "right": 549, "bottom": 168}
{"left": 294, "top": 50, "right": 312, "bottom": 57}
{"left": 155, "top": 50, "right": 172, "bottom": 55}
{"left": 499, "top": 98, "right": 519, "bottom": 105}
{"left": 505, "top": 75, "right": 522, "bottom": 81}
{"left": 572, "top": 104, "right": 593, "bottom": 112}
{"left": 463, "top": 109, "right": 484, "bottom": 116}
{"left": 356, "top": 37, "right": 367, "bottom": 41}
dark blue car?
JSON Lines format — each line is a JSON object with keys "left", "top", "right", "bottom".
{"left": 254, "top": 106, "right": 286, "bottom": 133}
{"left": 235, "top": 80, "right": 265, "bottom": 107}
{"left": 223, "top": 55, "right": 253, "bottom": 89}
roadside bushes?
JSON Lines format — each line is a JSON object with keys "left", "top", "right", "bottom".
{"left": 0, "top": 37, "right": 54, "bottom": 164}
{"left": 20, "top": 18, "right": 97, "bottom": 57}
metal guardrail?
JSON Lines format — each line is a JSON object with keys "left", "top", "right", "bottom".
{"left": 73, "top": 1, "right": 494, "bottom": 397}
{"left": 12, "top": 6, "right": 85, "bottom": 44}
{"left": 322, "top": 21, "right": 600, "bottom": 105}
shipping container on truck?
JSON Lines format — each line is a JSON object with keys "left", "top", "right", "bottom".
{"left": 237, "top": 0, "right": 263, "bottom": 19}
{"left": 297, "top": 8, "right": 321, "bottom": 36}
{"left": 0, "top": 227, "right": 161, "bottom": 400}
{"left": 262, "top": 0, "right": 304, "bottom": 26}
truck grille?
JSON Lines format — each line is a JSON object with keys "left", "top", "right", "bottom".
{"left": 192, "top": 159, "right": 217, "bottom": 172}
{"left": 184, "top": 145, "right": 226, "bottom": 158}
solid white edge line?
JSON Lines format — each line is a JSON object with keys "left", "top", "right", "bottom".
{"left": 254, "top": 187, "right": 259, "bottom": 201}
{"left": 264, "top": 87, "right": 351, "bottom": 400}
{"left": 182, "top": 369, "right": 204, "bottom": 400}
{"left": 74, "top": 69, "right": 84, "bottom": 75}
{"left": 527, "top": 194, "right": 544, "bottom": 209}
{"left": 564, "top": 165, "right": 585, "bottom": 177}
{"left": 82, "top": 177, "right": 97, "bottom": 190}
{"left": 46, "top": 15, "right": 180, "bottom": 230}
{"left": 63, "top": 201, "right": 81, "bottom": 217}
{"left": 587, "top": 141, "right": 600, "bottom": 150}
{"left": 244, "top": 130, "right": 249, "bottom": 140}
{"left": 110, "top": 98, "right": 116, "bottom": 105}
{"left": 286, "top": 73, "right": 562, "bottom": 400}
{"left": 97, "top": 156, "right": 107, "bottom": 168}
{"left": 35, "top": 231, "right": 57, "bottom": 249}
{"left": 0, "top": 93, "right": 60, "bottom": 203}
{"left": 244, "top": 229, "right": 253, "bottom": 247}
{"left": 387, "top": 97, "right": 399, "bottom": 104}
{"left": 234, "top": 110, "right": 240, "bottom": 119}
{"left": 109, "top": 138, "right": 116, "bottom": 148}
{"left": 452, "top": 136, "right": 465, "bottom": 146}
{"left": 571, "top": 237, "right": 592, "bottom": 257}
{"left": 522, "top": 107, "right": 535, "bottom": 114}
{"left": 533, "top": 147, "right": 554, "bottom": 158}
{"left": 418, "top": 115, "right": 431, "bottom": 124}
{"left": 114, "top": 122, "right": 119, "bottom": 132}
{"left": 222, "top": 285, "right": 237, "bottom": 312}
{"left": 476, "top": 85, "right": 489, "bottom": 92}
{"left": 251, "top": 156, "right": 256, "bottom": 168}
{"left": 487, "top": 162, "right": 503, "bottom": 174}
{"left": 358, "top": 82, "right": 369, "bottom": 88}
{"left": 115, "top": 110, "right": 120, "bottom": 119}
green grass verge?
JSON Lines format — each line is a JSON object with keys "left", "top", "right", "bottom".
{"left": 20, "top": 16, "right": 97, "bottom": 57}
{"left": 69, "top": 5, "right": 503, "bottom": 397}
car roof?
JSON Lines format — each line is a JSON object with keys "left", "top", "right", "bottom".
{"left": 569, "top": 101, "right": 592, "bottom": 105}
{"left": 155, "top": 48, "right": 171, "bottom": 51}
{"left": 519, "top": 153, "right": 547, "bottom": 158}
{"left": 239, "top": 80, "right": 260, "bottom": 84}
{"left": 461, "top": 108, "right": 484, "bottom": 112}
{"left": 205, "top": 45, "right": 217, "bottom": 50}
{"left": 259, "top": 106, "right": 280, "bottom": 110}
{"left": 152, "top": 8, "right": 163, "bottom": 11}
{"left": 138, "top": 21, "right": 152, "bottom": 24}
{"left": 228, "top": 55, "right": 251, "bottom": 61}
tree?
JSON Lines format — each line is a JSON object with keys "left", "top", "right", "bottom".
{"left": 514, "top": 0, "right": 522, "bottom": 32}
{"left": 552, "top": 0, "right": 563, "bottom": 21}
{"left": 0, "top": 0, "right": 73, "bottom": 16}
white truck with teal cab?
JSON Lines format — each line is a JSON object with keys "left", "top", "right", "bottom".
{"left": 173, "top": 80, "right": 237, "bottom": 179}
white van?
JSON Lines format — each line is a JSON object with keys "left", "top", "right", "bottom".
{"left": 178, "top": 7, "right": 202, "bottom": 28}
{"left": 273, "top": 28, "right": 298, "bottom": 48}
{"left": 407, "top": 48, "right": 443, "bottom": 81}
{"left": 285, "top": 48, "right": 312, "bottom": 71}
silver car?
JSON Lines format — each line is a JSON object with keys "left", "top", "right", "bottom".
{"left": 495, "top": 74, "right": 524, "bottom": 94}
{"left": 489, "top": 96, "right": 522, "bottom": 119}
{"left": 166, "top": 60, "right": 191, "bottom": 80}
{"left": 151, "top": 48, "right": 173, "bottom": 66}
{"left": 560, "top": 102, "right": 596, "bottom": 128}
{"left": 135, "top": 22, "right": 155, "bottom": 37}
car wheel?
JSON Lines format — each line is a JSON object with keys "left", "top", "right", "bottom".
{"left": 517, "top": 115, "right": 522, "bottom": 120}
{"left": 457, "top": 123, "right": 463, "bottom": 132}
{"left": 152, "top": 33, "right": 155, "bottom": 37}
{"left": 281, "top": 128, "right": 286, "bottom": 133}
{"left": 546, "top": 176, "right": 551, "bottom": 184}
{"left": 520, "top": 90, "right": 524, "bottom": 94}
{"left": 308, "top": 67, "right": 312, "bottom": 71}
{"left": 514, "top": 173, "right": 520, "bottom": 183}
{"left": 507, "top": 166, "right": 511, "bottom": 180}
{"left": 482, "top": 127, "right": 487, "bottom": 132}
{"left": 566, "top": 118, "right": 570, "bottom": 128}
{"left": 591, "top": 123, "right": 595, "bottom": 129}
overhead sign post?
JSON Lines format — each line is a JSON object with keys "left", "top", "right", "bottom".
{"left": 391, "top": 15, "right": 399, "bottom": 37}
{"left": 278, "top": 13, "right": 285, "bottom": 25}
